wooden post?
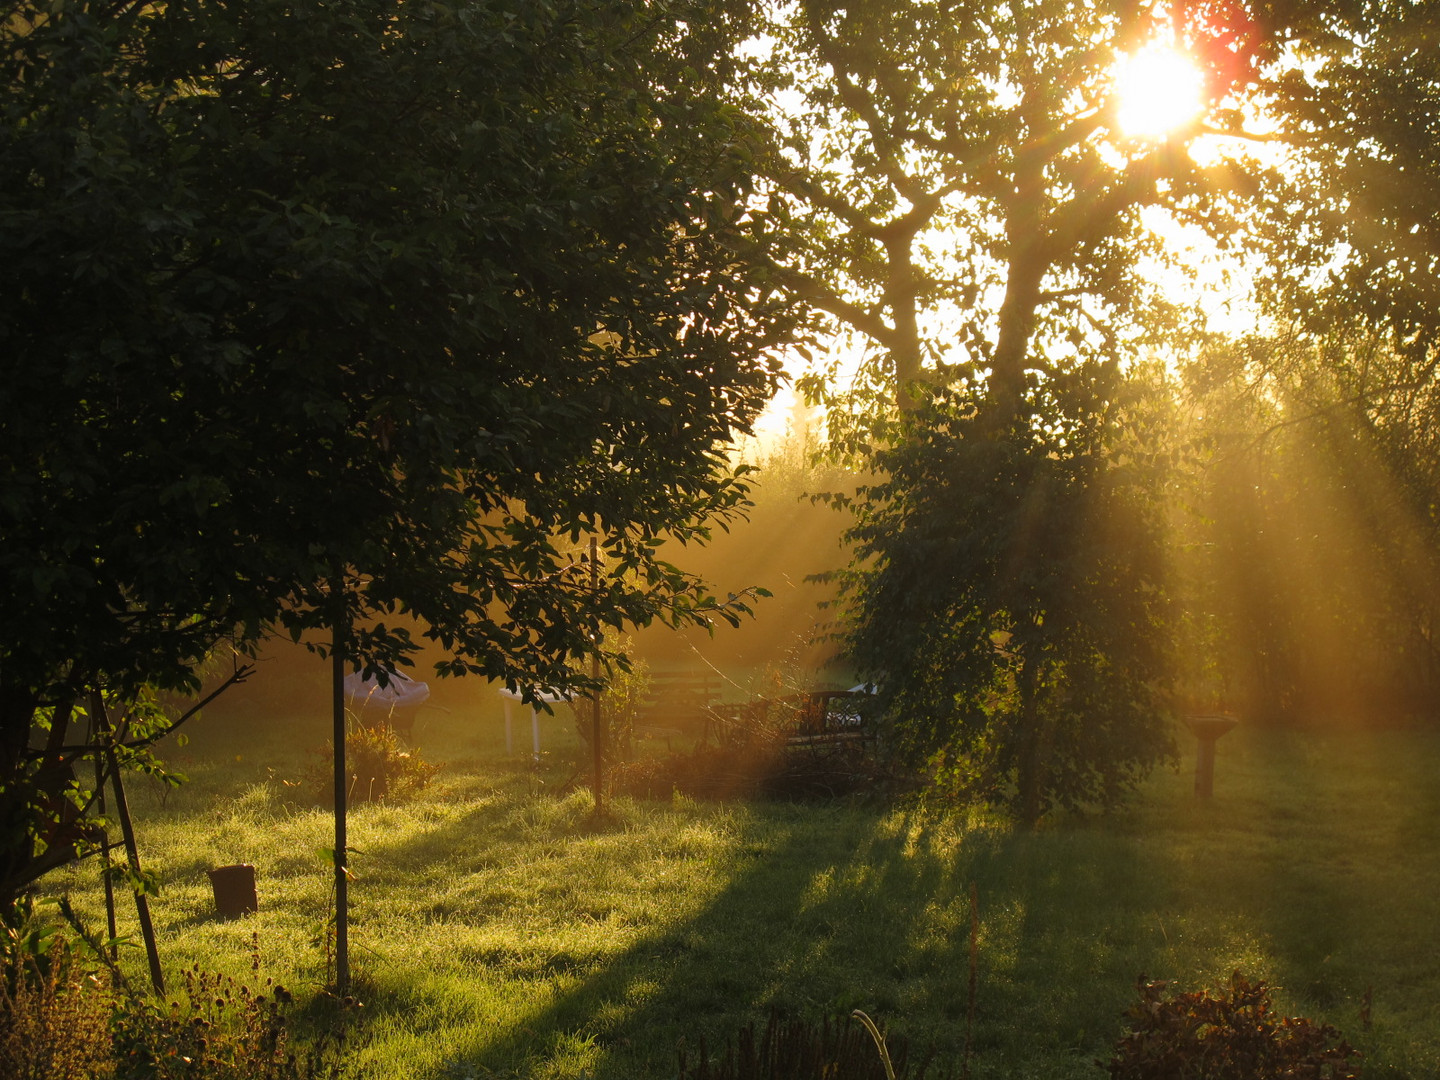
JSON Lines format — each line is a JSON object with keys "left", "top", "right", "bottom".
{"left": 590, "top": 537, "right": 603, "bottom": 818}
{"left": 92, "top": 748, "right": 118, "bottom": 973}
{"left": 331, "top": 578, "right": 350, "bottom": 996}
{"left": 91, "top": 692, "right": 164, "bottom": 996}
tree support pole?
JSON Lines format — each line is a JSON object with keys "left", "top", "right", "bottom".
{"left": 590, "top": 537, "right": 603, "bottom": 819}
{"left": 91, "top": 692, "right": 164, "bottom": 996}
{"left": 92, "top": 744, "right": 118, "bottom": 976}
{"left": 331, "top": 577, "right": 350, "bottom": 996}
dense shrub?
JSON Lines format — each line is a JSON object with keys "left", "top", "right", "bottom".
{"left": 1106, "top": 972, "right": 1361, "bottom": 1080}
{"left": 608, "top": 738, "right": 897, "bottom": 802}
{"left": 1, "top": 901, "right": 361, "bottom": 1079}
{"left": 609, "top": 690, "right": 902, "bottom": 802}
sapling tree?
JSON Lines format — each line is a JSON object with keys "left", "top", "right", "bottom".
{"left": 0, "top": 0, "right": 800, "bottom": 905}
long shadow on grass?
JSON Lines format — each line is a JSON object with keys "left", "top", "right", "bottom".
{"left": 503, "top": 811, "right": 967, "bottom": 1079}
{"left": 348, "top": 785, "right": 1184, "bottom": 1080}
{"left": 1130, "top": 729, "right": 1440, "bottom": 1027}
{"left": 351, "top": 795, "right": 977, "bottom": 1078}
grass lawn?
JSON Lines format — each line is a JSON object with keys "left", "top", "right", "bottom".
{"left": 43, "top": 696, "right": 1440, "bottom": 1079}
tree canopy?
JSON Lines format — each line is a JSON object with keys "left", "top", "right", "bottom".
{"left": 754, "top": 0, "right": 1279, "bottom": 428}
{"left": 6, "top": 0, "right": 1440, "bottom": 856}
{"left": 757, "top": 0, "right": 1440, "bottom": 816}
{"left": 0, "top": 0, "right": 798, "bottom": 900}
{"left": 839, "top": 368, "right": 1176, "bottom": 822}
{"left": 1171, "top": 0, "right": 1440, "bottom": 720}
{"left": 1257, "top": 0, "right": 1440, "bottom": 351}
{"left": 747, "top": 0, "right": 1262, "bottom": 814}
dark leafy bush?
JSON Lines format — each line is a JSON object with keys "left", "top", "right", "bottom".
{"left": 610, "top": 691, "right": 903, "bottom": 802}
{"left": 607, "top": 738, "right": 898, "bottom": 802}
{"left": 1106, "top": 972, "right": 1361, "bottom": 1080}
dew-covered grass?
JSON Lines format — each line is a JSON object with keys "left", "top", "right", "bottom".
{"left": 44, "top": 699, "right": 1440, "bottom": 1079}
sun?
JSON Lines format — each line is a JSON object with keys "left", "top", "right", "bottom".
{"left": 1113, "top": 41, "right": 1206, "bottom": 139}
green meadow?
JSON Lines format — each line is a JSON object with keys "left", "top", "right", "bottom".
{"left": 45, "top": 698, "right": 1440, "bottom": 1080}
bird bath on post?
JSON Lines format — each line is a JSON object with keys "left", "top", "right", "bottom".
{"left": 1182, "top": 714, "right": 1239, "bottom": 799}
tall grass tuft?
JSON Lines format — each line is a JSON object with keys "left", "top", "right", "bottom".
{"left": 677, "top": 1010, "right": 948, "bottom": 1080}
{"left": 303, "top": 723, "right": 441, "bottom": 804}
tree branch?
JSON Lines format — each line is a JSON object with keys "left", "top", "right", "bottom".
{"left": 769, "top": 266, "right": 897, "bottom": 348}
{"left": 773, "top": 167, "right": 892, "bottom": 239}
{"left": 24, "top": 664, "right": 254, "bottom": 764}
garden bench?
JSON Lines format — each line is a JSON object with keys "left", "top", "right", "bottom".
{"left": 636, "top": 669, "right": 723, "bottom": 745}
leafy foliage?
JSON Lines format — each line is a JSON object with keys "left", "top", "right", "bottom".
{"left": 0, "top": 900, "right": 112, "bottom": 1080}
{"left": 573, "top": 638, "right": 651, "bottom": 764}
{"left": 1259, "top": 2, "right": 1440, "bottom": 357}
{"left": 1106, "top": 972, "right": 1361, "bottom": 1080}
{"left": 837, "top": 369, "right": 1175, "bottom": 822}
{"left": 740, "top": 0, "right": 1278, "bottom": 816}
{"left": 110, "top": 962, "right": 359, "bottom": 1080}
{"left": 0, "top": 939, "right": 111, "bottom": 1080}
{"left": 1172, "top": 0, "right": 1440, "bottom": 721}
{"left": 752, "top": 0, "right": 1276, "bottom": 431}
{"left": 1175, "top": 325, "right": 1440, "bottom": 721}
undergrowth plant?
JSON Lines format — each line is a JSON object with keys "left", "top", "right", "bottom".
{"left": 0, "top": 937, "right": 112, "bottom": 1080}
{"left": 110, "top": 960, "right": 361, "bottom": 1080}
{"left": 2, "top": 899, "right": 363, "bottom": 1080}
{"left": 574, "top": 641, "right": 650, "bottom": 764}
{"left": 304, "top": 722, "right": 440, "bottom": 804}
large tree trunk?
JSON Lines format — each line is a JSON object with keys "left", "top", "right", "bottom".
{"left": 990, "top": 107, "right": 1051, "bottom": 425}
{"left": 992, "top": 251, "right": 1045, "bottom": 422}
{"left": 885, "top": 236, "right": 925, "bottom": 412}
